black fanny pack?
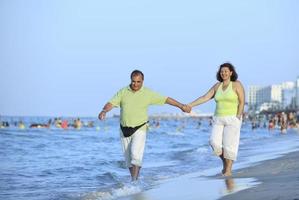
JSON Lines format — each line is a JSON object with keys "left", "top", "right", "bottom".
{"left": 120, "top": 122, "right": 148, "bottom": 137}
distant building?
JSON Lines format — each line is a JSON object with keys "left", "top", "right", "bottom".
{"left": 247, "top": 86, "right": 262, "bottom": 110}
{"left": 296, "top": 76, "right": 299, "bottom": 109}
{"left": 281, "top": 81, "right": 295, "bottom": 109}
{"left": 248, "top": 77, "right": 299, "bottom": 112}
{"left": 259, "top": 102, "right": 281, "bottom": 112}
{"left": 256, "top": 85, "right": 282, "bottom": 111}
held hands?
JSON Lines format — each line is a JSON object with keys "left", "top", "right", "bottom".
{"left": 181, "top": 104, "right": 192, "bottom": 113}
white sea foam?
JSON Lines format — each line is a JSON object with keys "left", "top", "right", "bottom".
{"left": 81, "top": 183, "right": 142, "bottom": 200}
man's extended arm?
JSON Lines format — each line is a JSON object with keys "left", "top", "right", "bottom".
{"left": 98, "top": 102, "right": 114, "bottom": 120}
{"left": 165, "top": 97, "right": 191, "bottom": 113}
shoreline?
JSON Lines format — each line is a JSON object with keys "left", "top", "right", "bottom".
{"left": 219, "top": 150, "right": 299, "bottom": 200}
{"left": 119, "top": 150, "right": 299, "bottom": 200}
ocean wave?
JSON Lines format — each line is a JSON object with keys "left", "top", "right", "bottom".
{"left": 164, "top": 131, "right": 185, "bottom": 136}
{"left": 95, "top": 172, "right": 121, "bottom": 185}
{"left": 2, "top": 116, "right": 299, "bottom": 200}
{"left": 169, "top": 145, "right": 210, "bottom": 162}
{"left": 77, "top": 182, "right": 143, "bottom": 200}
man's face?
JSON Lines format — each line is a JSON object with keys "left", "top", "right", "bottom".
{"left": 130, "top": 74, "right": 143, "bottom": 91}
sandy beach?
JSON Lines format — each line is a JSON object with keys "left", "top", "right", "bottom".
{"left": 119, "top": 150, "right": 299, "bottom": 200}
{"left": 220, "top": 150, "right": 299, "bottom": 200}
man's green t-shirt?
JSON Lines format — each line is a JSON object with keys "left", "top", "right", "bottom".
{"left": 109, "top": 86, "right": 167, "bottom": 128}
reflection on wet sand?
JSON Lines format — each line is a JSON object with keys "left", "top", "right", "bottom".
{"left": 118, "top": 175, "right": 258, "bottom": 200}
{"left": 221, "top": 176, "right": 259, "bottom": 197}
{"left": 224, "top": 177, "right": 235, "bottom": 193}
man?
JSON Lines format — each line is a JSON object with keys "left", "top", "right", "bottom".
{"left": 98, "top": 70, "right": 190, "bottom": 181}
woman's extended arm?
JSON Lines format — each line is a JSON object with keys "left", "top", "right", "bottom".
{"left": 188, "top": 83, "right": 219, "bottom": 108}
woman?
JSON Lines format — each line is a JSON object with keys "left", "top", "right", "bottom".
{"left": 188, "top": 63, "right": 245, "bottom": 176}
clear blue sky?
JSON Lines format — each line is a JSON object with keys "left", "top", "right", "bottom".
{"left": 0, "top": 0, "right": 298, "bottom": 117}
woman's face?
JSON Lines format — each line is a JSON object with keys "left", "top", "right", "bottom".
{"left": 220, "top": 67, "right": 233, "bottom": 81}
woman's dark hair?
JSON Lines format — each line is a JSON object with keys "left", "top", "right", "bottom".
{"left": 216, "top": 63, "right": 238, "bottom": 82}
{"left": 131, "top": 70, "right": 144, "bottom": 80}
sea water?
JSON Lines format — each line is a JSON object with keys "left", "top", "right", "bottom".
{"left": 0, "top": 116, "right": 298, "bottom": 200}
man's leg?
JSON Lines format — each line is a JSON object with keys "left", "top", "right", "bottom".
{"left": 130, "top": 165, "right": 141, "bottom": 181}
{"left": 130, "top": 129, "right": 146, "bottom": 181}
{"left": 120, "top": 131, "right": 133, "bottom": 179}
{"left": 129, "top": 167, "right": 133, "bottom": 178}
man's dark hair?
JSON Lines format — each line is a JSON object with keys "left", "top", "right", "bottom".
{"left": 216, "top": 63, "right": 238, "bottom": 82}
{"left": 131, "top": 70, "right": 144, "bottom": 80}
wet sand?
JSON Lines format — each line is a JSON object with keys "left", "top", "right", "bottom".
{"left": 119, "top": 150, "right": 299, "bottom": 200}
{"left": 220, "top": 150, "right": 299, "bottom": 200}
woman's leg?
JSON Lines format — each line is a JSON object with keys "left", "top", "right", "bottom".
{"left": 222, "top": 117, "right": 241, "bottom": 176}
{"left": 210, "top": 117, "right": 225, "bottom": 174}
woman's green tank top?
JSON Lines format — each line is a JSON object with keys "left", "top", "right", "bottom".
{"left": 214, "top": 81, "right": 239, "bottom": 116}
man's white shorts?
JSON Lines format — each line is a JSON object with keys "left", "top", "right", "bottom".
{"left": 210, "top": 116, "right": 242, "bottom": 161}
{"left": 120, "top": 129, "right": 147, "bottom": 168}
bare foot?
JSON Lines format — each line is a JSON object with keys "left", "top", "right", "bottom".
{"left": 222, "top": 171, "right": 232, "bottom": 177}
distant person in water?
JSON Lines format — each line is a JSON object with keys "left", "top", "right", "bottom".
{"left": 280, "top": 112, "right": 287, "bottom": 134}
{"left": 30, "top": 119, "right": 51, "bottom": 128}
{"left": 98, "top": 70, "right": 190, "bottom": 181}
{"left": 187, "top": 63, "right": 245, "bottom": 176}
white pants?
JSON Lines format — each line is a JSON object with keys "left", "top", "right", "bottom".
{"left": 120, "top": 129, "right": 147, "bottom": 168}
{"left": 210, "top": 116, "right": 242, "bottom": 161}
